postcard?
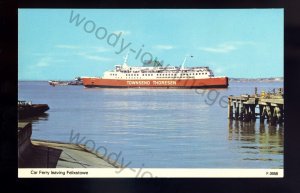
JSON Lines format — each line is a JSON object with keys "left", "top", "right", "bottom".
{"left": 18, "top": 9, "right": 284, "bottom": 178}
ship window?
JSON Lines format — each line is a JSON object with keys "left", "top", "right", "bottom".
{"left": 205, "top": 73, "right": 207, "bottom": 74}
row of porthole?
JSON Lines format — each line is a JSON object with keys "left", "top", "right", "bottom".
{"left": 112, "top": 77, "right": 198, "bottom": 79}
{"left": 111, "top": 72, "right": 208, "bottom": 76}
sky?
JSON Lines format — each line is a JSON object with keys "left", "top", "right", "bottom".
{"left": 18, "top": 9, "right": 283, "bottom": 80}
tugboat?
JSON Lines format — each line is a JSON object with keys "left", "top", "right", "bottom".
{"left": 18, "top": 101, "right": 49, "bottom": 119}
{"left": 48, "top": 77, "right": 83, "bottom": 87}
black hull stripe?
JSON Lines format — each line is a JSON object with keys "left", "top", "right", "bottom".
{"left": 84, "top": 85, "right": 228, "bottom": 89}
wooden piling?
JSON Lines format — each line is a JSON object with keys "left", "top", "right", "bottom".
{"left": 228, "top": 97, "right": 233, "bottom": 119}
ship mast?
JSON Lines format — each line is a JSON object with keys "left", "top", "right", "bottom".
{"left": 181, "top": 55, "right": 193, "bottom": 69}
{"left": 122, "top": 53, "right": 129, "bottom": 68}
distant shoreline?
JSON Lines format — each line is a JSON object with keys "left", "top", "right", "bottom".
{"left": 229, "top": 77, "right": 283, "bottom": 82}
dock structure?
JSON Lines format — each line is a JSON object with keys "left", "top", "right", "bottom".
{"left": 228, "top": 88, "right": 284, "bottom": 125}
{"left": 18, "top": 122, "right": 119, "bottom": 168}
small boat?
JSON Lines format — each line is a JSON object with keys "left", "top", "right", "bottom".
{"left": 48, "top": 77, "right": 83, "bottom": 86}
{"left": 18, "top": 100, "right": 49, "bottom": 119}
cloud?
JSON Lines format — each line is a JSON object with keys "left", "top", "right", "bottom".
{"left": 56, "top": 44, "right": 110, "bottom": 53}
{"left": 199, "top": 41, "right": 256, "bottom": 53}
{"left": 113, "top": 30, "right": 131, "bottom": 35}
{"left": 78, "top": 52, "right": 111, "bottom": 62}
{"left": 56, "top": 44, "right": 80, "bottom": 49}
{"left": 154, "top": 44, "right": 174, "bottom": 50}
{"left": 90, "top": 46, "right": 110, "bottom": 53}
{"left": 35, "top": 57, "right": 65, "bottom": 67}
{"left": 214, "top": 67, "right": 224, "bottom": 74}
{"left": 199, "top": 43, "right": 237, "bottom": 53}
{"left": 35, "top": 57, "right": 52, "bottom": 67}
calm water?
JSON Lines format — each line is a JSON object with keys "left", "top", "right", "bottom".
{"left": 18, "top": 81, "right": 284, "bottom": 168}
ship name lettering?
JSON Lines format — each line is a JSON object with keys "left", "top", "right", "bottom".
{"left": 153, "top": 81, "right": 176, "bottom": 85}
{"left": 126, "top": 81, "right": 150, "bottom": 85}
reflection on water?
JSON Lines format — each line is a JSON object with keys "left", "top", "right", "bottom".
{"left": 228, "top": 120, "right": 284, "bottom": 167}
{"left": 20, "top": 113, "right": 49, "bottom": 124}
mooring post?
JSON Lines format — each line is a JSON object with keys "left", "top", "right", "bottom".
{"left": 259, "top": 105, "right": 263, "bottom": 123}
{"left": 278, "top": 88, "right": 283, "bottom": 95}
{"left": 228, "top": 97, "right": 233, "bottom": 119}
{"left": 250, "top": 105, "right": 256, "bottom": 120}
{"left": 277, "top": 106, "right": 283, "bottom": 124}
{"left": 244, "top": 105, "right": 249, "bottom": 122}
{"left": 273, "top": 106, "right": 278, "bottom": 125}
{"left": 235, "top": 102, "right": 240, "bottom": 120}
{"left": 266, "top": 105, "right": 275, "bottom": 125}
{"left": 239, "top": 102, "right": 244, "bottom": 121}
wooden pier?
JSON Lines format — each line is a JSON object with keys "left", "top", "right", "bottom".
{"left": 228, "top": 88, "right": 284, "bottom": 125}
